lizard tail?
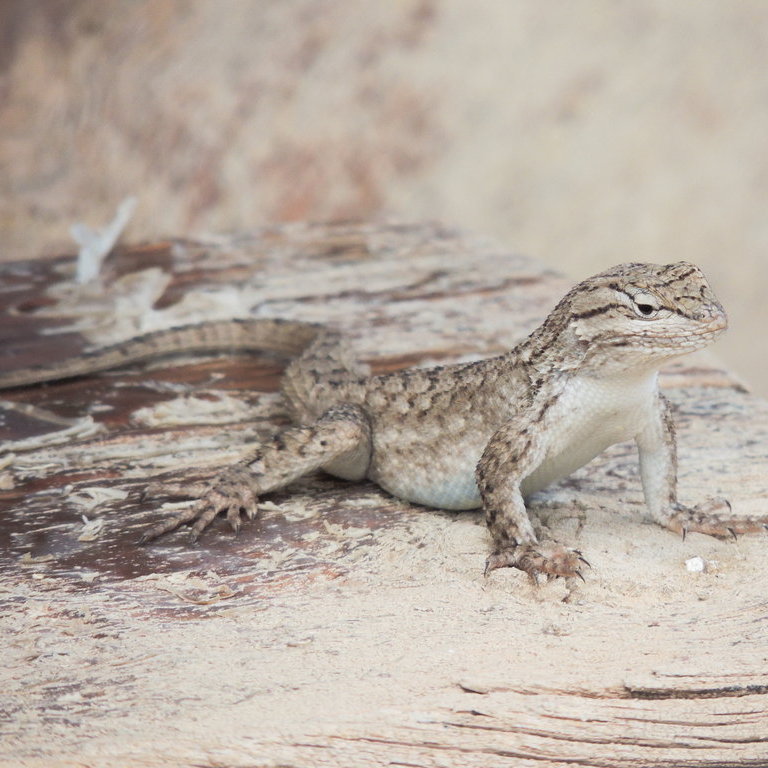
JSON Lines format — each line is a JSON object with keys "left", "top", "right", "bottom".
{"left": 0, "top": 318, "right": 329, "bottom": 389}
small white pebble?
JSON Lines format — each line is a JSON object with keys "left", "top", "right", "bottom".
{"left": 685, "top": 556, "right": 706, "bottom": 573}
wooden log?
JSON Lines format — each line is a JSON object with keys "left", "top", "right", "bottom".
{"left": 1, "top": 222, "right": 767, "bottom": 767}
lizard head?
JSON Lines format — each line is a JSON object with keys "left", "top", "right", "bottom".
{"left": 561, "top": 261, "right": 728, "bottom": 369}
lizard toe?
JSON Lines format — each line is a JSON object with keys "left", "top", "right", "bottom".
{"left": 142, "top": 480, "right": 209, "bottom": 501}
{"left": 139, "top": 470, "right": 264, "bottom": 544}
{"left": 138, "top": 503, "right": 202, "bottom": 544}
{"left": 485, "top": 543, "right": 586, "bottom": 582}
{"left": 226, "top": 504, "right": 243, "bottom": 534}
{"left": 188, "top": 497, "right": 224, "bottom": 541}
{"left": 664, "top": 499, "right": 767, "bottom": 539}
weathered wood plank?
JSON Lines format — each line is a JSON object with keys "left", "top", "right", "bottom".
{"left": 1, "top": 222, "right": 767, "bottom": 767}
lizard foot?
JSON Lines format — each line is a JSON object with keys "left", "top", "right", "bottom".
{"left": 484, "top": 543, "right": 588, "bottom": 582}
{"left": 663, "top": 498, "right": 767, "bottom": 540}
{"left": 138, "top": 467, "right": 260, "bottom": 543}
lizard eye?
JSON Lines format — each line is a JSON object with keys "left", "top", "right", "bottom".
{"left": 632, "top": 292, "right": 660, "bottom": 318}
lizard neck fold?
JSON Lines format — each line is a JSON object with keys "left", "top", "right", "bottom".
{"left": 516, "top": 313, "right": 588, "bottom": 379}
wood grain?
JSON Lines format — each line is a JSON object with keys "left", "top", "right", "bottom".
{"left": 1, "top": 222, "right": 767, "bottom": 767}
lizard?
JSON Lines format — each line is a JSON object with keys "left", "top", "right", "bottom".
{"left": 1, "top": 261, "right": 761, "bottom": 579}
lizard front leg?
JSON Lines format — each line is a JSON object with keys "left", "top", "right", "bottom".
{"left": 139, "top": 403, "right": 371, "bottom": 542}
{"left": 637, "top": 393, "right": 764, "bottom": 538}
{"left": 476, "top": 419, "right": 586, "bottom": 580}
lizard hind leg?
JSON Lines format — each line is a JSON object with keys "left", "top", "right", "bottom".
{"left": 139, "top": 403, "right": 372, "bottom": 543}
{"left": 280, "top": 329, "right": 369, "bottom": 424}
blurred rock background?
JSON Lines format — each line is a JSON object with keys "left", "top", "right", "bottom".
{"left": 1, "top": 0, "right": 766, "bottom": 392}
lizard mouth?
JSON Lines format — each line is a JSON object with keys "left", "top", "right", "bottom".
{"left": 705, "top": 313, "right": 728, "bottom": 333}
{"left": 605, "top": 311, "right": 729, "bottom": 355}
{"left": 682, "top": 312, "right": 728, "bottom": 342}
{"left": 687, "top": 312, "right": 728, "bottom": 342}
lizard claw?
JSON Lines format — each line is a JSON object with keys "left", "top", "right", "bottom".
{"left": 227, "top": 506, "right": 243, "bottom": 535}
{"left": 485, "top": 543, "right": 587, "bottom": 581}
{"left": 664, "top": 499, "right": 767, "bottom": 540}
{"left": 138, "top": 468, "right": 261, "bottom": 543}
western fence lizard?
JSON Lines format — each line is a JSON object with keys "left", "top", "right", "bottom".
{"left": 2, "top": 261, "right": 761, "bottom": 579}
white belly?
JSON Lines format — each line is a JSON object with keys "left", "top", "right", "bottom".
{"left": 522, "top": 371, "right": 657, "bottom": 496}
{"left": 399, "top": 466, "right": 482, "bottom": 510}
{"left": 374, "top": 442, "right": 484, "bottom": 510}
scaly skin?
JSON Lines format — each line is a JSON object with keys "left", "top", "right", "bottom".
{"left": 3, "top": 261, "right": 761, "bottom": 580}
